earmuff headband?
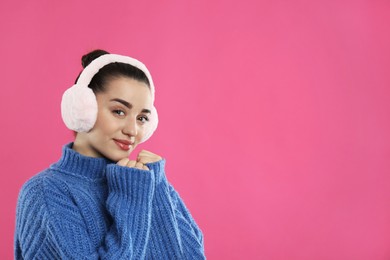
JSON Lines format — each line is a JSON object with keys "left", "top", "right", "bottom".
{"left": 61, "top": 53, "right": 158, "bottom": 142}
{"left": 77, "top": 54, "right": 155, "bottom": 99}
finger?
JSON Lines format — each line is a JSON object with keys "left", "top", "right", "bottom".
{"left": 137, "top": 151, "right": 162, "bottom": 164}
{"left": 137, "top": 156, "right": 153, "bottom": 164}
{"left": 138, "top": 150, "right": 161, "bottom": 158}
{"left": 142, "top": 165, "right": 150, "bottom": 171}
{"left": 117, "top": 158, "right": 130, "bottom": 166}
{"left": 126, "top": 160, "right": 137, "bottom": 168}
{"left": 135, "top": 161, "right": 144, "bottom": 169}
{"left": 138, "top": 150, "right": 154, "bottom": 156}
{"left": 137, "top": 156, "right": 162, "bottom": 164}
{"left": 137, "top": 152, "right": 151, "bottom": 161}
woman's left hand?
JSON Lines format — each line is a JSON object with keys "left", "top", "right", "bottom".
{"left": 137, "top": 150, "right": 162, "bottom": 165}
{"left": 116, "top": 150, "right": 162, "bottom": 170}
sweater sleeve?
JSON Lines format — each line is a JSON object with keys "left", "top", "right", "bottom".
{"left": 15, "top": 167, "right": 155, "bottom": 260}
{"left": 145, "top": 160, "right": 206, "bottom": 259}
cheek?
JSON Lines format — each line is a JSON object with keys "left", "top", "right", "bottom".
{"left": 94, "top": 113, "right": 120, "bottom": 135}
{"left": 102, "top": 121, "right": 122, "bottom": 135}
{"left": 136, "top": 126, "right": 147, "bottom": 141}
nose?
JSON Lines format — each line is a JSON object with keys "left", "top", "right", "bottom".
{"left": 123, "top": 117, "right": 138, "bottom": 137}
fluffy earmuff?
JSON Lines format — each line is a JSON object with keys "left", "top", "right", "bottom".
{"left": 61, "top": 54, "right": 158, "bottom": 143}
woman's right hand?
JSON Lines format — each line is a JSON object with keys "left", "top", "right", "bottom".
{"left": 117, "top": 158, "right": 149, "bottom": 170}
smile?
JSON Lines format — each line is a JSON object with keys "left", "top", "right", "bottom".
{"left": 113, "top": 139, "right": 133, "bottom": 151}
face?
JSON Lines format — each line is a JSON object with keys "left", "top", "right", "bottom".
{"left": 74, "top": 77, "right": 153, "bottom": 161}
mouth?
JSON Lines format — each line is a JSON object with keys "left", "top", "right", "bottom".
{"left": 113, "top": 139, "right": 134, "bottom": 151}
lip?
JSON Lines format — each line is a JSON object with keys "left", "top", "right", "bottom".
{"left": 113, "top": 139, "right": 134, "bottom": 151}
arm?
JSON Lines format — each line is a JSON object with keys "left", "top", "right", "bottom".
{"left": 146, "top": 160, "right": 206, "bottom": 259}
{"left": 15, "top": 166, "right": 155, "bottom": 260}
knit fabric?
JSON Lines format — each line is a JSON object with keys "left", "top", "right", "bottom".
{"left": 15, "top": 143, "right": 205, "bottom": 259}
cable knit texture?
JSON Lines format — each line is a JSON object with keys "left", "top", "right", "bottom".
{"left": 15, "top": 143, "right": 205, "bottom": 259}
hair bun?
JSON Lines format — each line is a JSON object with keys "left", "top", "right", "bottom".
{"left": 81, "top": 49, "right": 110, "bottom": 68}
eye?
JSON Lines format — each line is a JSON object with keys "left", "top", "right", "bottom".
{"left": 138, "top": 115, "right": 149, "bottom": 124}
{"left": 113, "top": 110, "right": 125, "bottom": 116}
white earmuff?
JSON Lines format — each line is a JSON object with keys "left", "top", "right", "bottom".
{"left": 61, "top": 54, "right": 158, "bottom": 143}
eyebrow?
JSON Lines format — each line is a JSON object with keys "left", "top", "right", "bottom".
{"left": 110, "top": 98, "right": 151, "bottom": 114}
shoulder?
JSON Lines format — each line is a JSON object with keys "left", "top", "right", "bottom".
{"left": 18, "top": 170, "right": 50, "bottom": 198}
{"left": 17, "top": 167, "right": 66, "bottom": 206}
{"left": 16, "top": 166, "right": 79, "bottom": 230}
{"left": 15, "top": 170, "right": 53, "bottom": 229}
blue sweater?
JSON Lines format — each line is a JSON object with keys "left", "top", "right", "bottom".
{"left": 15, "top": 143, "right": 205, "bottom": 259}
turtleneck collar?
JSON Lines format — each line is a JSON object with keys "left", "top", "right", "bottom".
{"left": 50, "top": 143, "right": 115, "bottom": 179}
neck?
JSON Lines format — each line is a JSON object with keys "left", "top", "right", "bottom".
{"left": 73, "top": 133, "right": 102, "bottom": 158}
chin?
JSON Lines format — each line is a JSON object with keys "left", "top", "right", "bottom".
{"left": 106, "top": 152, "right": 130, "bottom": 162}
{"left": 105, "top": 150, "right": 131, "bottom": 162}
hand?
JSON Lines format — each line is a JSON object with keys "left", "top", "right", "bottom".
{"left": 116, "top": 150, "right": 162, "bottom": 170}
{"left": 117, "top": 158, "right": 149, "bottom": 170}
{"left": 137, "top": 150, "right": 162, "bottom": 165}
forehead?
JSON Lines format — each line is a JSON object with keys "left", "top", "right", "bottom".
{"left": 99, "top": 77, "right": 153, "bottom": 107}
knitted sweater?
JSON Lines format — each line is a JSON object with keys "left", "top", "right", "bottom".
{"left": 15, "top": 143, "right": 205, "bottom": 259}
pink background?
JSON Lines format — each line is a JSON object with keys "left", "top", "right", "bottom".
{"left": 1, "top": 1, "right": 390, "bottom": 259}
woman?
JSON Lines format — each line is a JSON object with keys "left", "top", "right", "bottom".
{"left": 15, "top": 50, "right": 205, "bottom": 259}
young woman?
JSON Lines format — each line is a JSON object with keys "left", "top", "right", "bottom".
{"left": 15, "top": 50, "right": 205, "bottom": 259}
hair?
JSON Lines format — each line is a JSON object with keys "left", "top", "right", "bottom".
{"left": 75, "top": 49, "right": 150, "bottom": 93}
